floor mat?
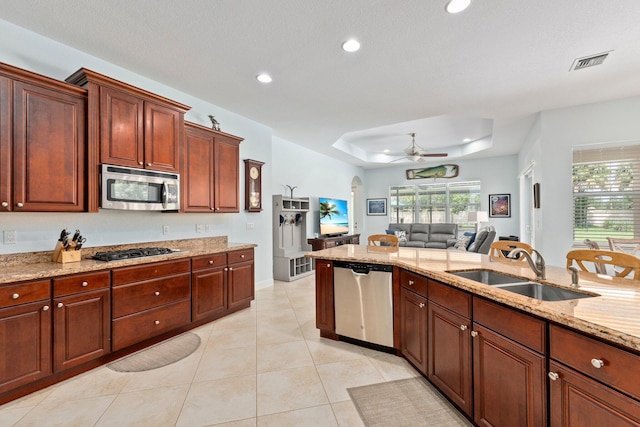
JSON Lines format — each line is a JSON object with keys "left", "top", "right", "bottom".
{"left": 107, "top": 332, "right": 201, "bottom": 372}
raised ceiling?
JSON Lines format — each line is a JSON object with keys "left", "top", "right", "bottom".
{"left": 1, "top": 0, "right": 640, "bottom": 168}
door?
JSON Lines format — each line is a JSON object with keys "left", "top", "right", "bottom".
{"left": 213, "top": 136, "right": 240, "bottom": 212}
{"left": 144, "top": 100, "right": 181, "bottom": 172}
{"left": 192, "top": 266, "right": 227, "bottom": 321}
{"left": 0, "top": 75, "right": 10, "bottom": 211}
{"left": 100, "top": 85, "right": 144, "bottom": 168}
{"left": 227, "top": 260, "right": 254, "bottom": 311}
{"left": 400, "top": 287, "right": 428, "bottom": 374}
{"left": 315, "top": 260, "right": 334, "bottom": 331}
{"left": 183, "top": 124, "right": 215, "bottom": 212}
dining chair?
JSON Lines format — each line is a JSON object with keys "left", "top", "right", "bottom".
{"left": 583, "top": 239, "right": 607, "bottom": 274}
{"left": 566, "top": 249, "right": 640, "bottom": 280}
{"left": 489, "top": 241, "right": 533, "bottom": 261}
{"left": 606, "top": 237, "right": 640, "bottom": 257}
{"left": 368, "top": 234, "right": 399, "bottom": 247}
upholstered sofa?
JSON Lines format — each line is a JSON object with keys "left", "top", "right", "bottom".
{"left": 387, "top": 223, "right": 458, "bottom": 249}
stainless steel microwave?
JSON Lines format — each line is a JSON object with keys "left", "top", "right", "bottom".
{"left": 100, "top": 164, "right": 180, "bottom": 211}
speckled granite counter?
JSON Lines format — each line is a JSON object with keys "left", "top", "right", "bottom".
{"left": 306, "top": 245, "right": 640, "bottom": 352}
{"left": 0, "top": 237, "right": 256, "bottom": 285}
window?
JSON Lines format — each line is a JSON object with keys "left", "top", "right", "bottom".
{"left": 572, "top": 143, "right": 640, "bottom": 244}
{"left": 389, "top": 181, "right": 481, "bottom": 233}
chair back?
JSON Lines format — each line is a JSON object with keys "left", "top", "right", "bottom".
{"left": 607, "top": 238, "right": 640, "bottom": 257}
{"left": 489, "top": 241, "right": 533, "bottom": 261}
{"left": 368, "top": 234, "right": 399, "bottom": 247}
{"left": 566, "top": 249, "right": 640, "bottom": 280}
{"left": 583, "top": 239, "right": 607, "bottom": 274}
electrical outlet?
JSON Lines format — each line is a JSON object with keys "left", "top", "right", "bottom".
{"left": 205, "top": 224, "right": 212, "bottom": 232}
{"left": 162, "top": 225, "right": 169, "bottom": 235}
{"left": 3, "top": 230, "right": 16, "bottom": 244}
{"left": 196, "top": 224, "right": 204, "bottom": 233}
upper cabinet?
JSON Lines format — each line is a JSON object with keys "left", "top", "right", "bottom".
{"left": 66, "top": 68, "right": 190, "bottom": 212}
{"left": 1, "top": 63, "right": 87, "bottom": 212}
{"left": 183, "top": 122, "right": 242, "bottom": 213}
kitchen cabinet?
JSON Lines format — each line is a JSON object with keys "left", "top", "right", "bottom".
{"left": 182, "top": 122, "right": 243, "bottom": 213}
{"left": 399, "top": 269, "right": 428, "bottom": 373}
{"left": 548, "top": 324, "right": 640, "bottom": 425}
{"left": 227, "top": 249, "right": 255, "bottom": 311}
{"left": 472, "top": 298, "right": 547, "bottom": 427}
{"left": 427, "top": 280, "right": 472, "bottom": 416}
{"left": 52, "top": 271, "right": 110, "bottom": 372}
{"left": 191, "top": 253, "right": 227, "bottom": 322}
{"left": 315, "top": 260, "right": 335, "bottom": 336}
{"left": 1, "top": 62, "right": 86, "bottom": 212}
{"left": 0, "top": 279, "right": 51, "bottom": 394}
{"left": 111, "top": 259, "right": 191, "bottom": 351}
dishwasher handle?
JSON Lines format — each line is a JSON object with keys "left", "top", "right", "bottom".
{"left": 333, "top": 261, "right": 393, "bottom": 274}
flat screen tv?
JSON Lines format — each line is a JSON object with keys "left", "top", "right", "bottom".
{"left": 319, "top": 197, "right": 349, "bottom": 236}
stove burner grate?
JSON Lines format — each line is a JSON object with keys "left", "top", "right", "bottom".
{"left": 92, "top": 247, "right": 175, "bottom": 262}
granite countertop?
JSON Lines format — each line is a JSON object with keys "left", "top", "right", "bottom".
{"left": 0, "top": 237, "right": 256, "bottom": 285}
{"left": 306, "top": 245, "right": 640, "bottom": 352}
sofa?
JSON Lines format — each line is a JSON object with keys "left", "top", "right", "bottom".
{"left": 387, "top": 223, "right": 458, "bottom": 249}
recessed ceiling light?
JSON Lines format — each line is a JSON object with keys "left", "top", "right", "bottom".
{"left": 445, "top": 0, "right": 471, "bottom": 14}
{"left": 463, "top": 138, "right": 472, "bottom": 142}
{"left": 256, "top": 73, "right": 272, "bottom": 83}
{"left": 383, "top": 149, "right": 390, "bottom": 153}
{"left": 341, "top": 39, "right": 361, "bottom": 53}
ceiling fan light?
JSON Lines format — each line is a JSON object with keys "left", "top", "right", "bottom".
{"left": 342, "top": 39, "right": 361, "bottom": 53}
{"left": 256, "top": 73, "right": 272, "bottom": 83}
{"left": 445, "top": 0, "right": 471, "bottom": 14}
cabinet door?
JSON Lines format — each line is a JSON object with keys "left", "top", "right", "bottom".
{"left": 428, "top": 302, "right": 472, "bottom": 416}
{"left": 0, "top": 75, "right": 10, "bottom": 211}
{"left": 100, "top": 85, "right": 144, "bottom": 168}
{"left": 315, "top": 260, "right": 335, "bottom": 332}
{"left": 0, "top": 301, "right": 52, "bottom": 394}
{"left": 400, "top": 287, "right": 428, "bottom": 374}
{"left": 549, "top": 361, "right": 640, "bottom": 426}
{"left": 227, "top": 260, "right": 254, "bottom": 311}
{"left": 53, "top": 289, "right": 110, "bottom": 372}
{"left": 213, "top": 136, "right": 240, "bottom": 212}
{"left": 13, "top": 81, "right": 86, "bottom": 211}
{"left": 183, "top": 125, "right": 214, "bottom": 212}
{"left": 473, "top": 323, "right": 547, "bottom": 427}
{"left": 144, "top": 100, "right": 181, "bottom": 172}
{"left": 192, "top": 266, "right": 227, "bottom": 322}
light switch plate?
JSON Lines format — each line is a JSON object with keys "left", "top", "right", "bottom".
{"left": 3, "top": 230, "right": 16, "bottom": 244}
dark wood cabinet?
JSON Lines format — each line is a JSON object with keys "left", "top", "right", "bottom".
{"left": 0, "top": 279, "right": 52, "bottom": 395}
{"left": 213, "top": 132, "right": 242, "bottom": 213}
{"left": 315, "top": 260, "right": 335, "bottom": 336}
{"left": 308, "top": 235, "right": 360, "bottom": 251}
{"left": 400, "top": 286, "right": 428, "bottom": 374}
{"left": 191, "top": 253, "right": 227, "bottom": 321}
{"left": 1, "top": 63, "right": 86, "bottom": 212}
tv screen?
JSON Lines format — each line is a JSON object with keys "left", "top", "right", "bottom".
{"left": 319, "top": 197, "right": 349, "bottom": 236}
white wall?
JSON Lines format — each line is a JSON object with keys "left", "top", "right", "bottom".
{"left": 362, "top": 156, "right": 520, "bottom": 239}
{"left": 518, "top": 95, "right": 640, "bottom": 267}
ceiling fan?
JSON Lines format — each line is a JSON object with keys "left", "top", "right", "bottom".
{"left": 389, "top": 133, "right": 448, "bottom": 162}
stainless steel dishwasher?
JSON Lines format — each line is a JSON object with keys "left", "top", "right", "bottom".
{"left": 333, "top": 260, "right": 394, "bottom": 348}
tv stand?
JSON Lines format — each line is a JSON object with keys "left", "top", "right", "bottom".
{"left": 307, "top": 234, "right": 360, "bottom": 251}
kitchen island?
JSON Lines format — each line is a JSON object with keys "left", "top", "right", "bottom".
{"left": 306, "top": 245, "right": 640, "bottom": 426}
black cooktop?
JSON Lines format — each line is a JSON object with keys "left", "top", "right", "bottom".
{"left": 92, "top": 247, "right": 175, "bottom": 262}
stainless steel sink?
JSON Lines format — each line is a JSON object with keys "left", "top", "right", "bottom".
{"left": 496, "top": 282, "right": 597, "bottom": 301}
{"left": 449, "top": 269, "right": 528, "bottom": 285}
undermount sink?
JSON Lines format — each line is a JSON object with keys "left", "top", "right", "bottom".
{"left": 449, "top": 269, "right": 528, "bottom": 285}
{"left": 496, "top": 282, "right": 597, "bottom": 301}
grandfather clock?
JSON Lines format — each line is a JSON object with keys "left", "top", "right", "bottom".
{"left": 244, "top": 159, "right": 265, "bottom": 212}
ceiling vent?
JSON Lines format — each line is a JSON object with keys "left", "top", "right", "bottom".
{"left": 570, "top": 51, "right": 612, "bottom": 71}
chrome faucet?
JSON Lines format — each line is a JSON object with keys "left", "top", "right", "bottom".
{"left": 508, "top": 248, "right": 546, "bottom": 280}
{"left": 567, "top": 266, "right": 580, "bottom": 287}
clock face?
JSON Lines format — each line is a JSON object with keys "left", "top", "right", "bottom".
{"left": 250, "top": 166, "right": 259, "bottom": 180}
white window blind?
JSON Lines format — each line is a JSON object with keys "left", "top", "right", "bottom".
{"left": 572, "top": 144, "right": 640, "bottom": 244}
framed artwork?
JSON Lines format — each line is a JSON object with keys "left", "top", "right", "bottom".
{"left": 367, "top": 198, "right": 387, "bottom": 216}
{"left": 489, "top": 194, "right": 511, "bottom": 218}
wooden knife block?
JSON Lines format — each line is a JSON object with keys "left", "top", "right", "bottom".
{"left": 52, "top": 241, "right": 82, "bottom": 263}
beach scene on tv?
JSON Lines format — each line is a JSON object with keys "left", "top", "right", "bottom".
{"left": 319, "top": 198, "right": 349, "bottom": 236}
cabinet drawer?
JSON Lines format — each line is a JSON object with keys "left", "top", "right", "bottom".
{"left": 111, "top": 299, "right": 191, "bottom": 351}
{"left": 550, "top": 324, "right": 640, "bottom": 400}
{"left": 53, "top": 271, "right": 110, "bottom": 297}
{"left": 112, "top": 272, "right": 191, "bottom": 318}
{"left": 0, "top": 279, "right": 50, "bottom": 309}
{"left": 400, "top": 269, "right": 428, "bottom": 298}
{"left": 192, "top": 253, "right": 227, "bottom": 271}
{"left": 428, "top": 280, "right": 471, "bottom": 318}
{"left": 112, "top": 259, "right": 190, "bottom": 286}
{"left": 228, "top": 249, "right": 253, "bottom": 264}
{"left": 473, "top": 297, "right": 546, "bottom": 354}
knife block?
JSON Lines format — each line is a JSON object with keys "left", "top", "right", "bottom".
{"left": 52, "top": 241, "right": 82, "bottom": 263}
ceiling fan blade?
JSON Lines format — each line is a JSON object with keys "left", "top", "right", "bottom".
{"left": 419, "top": 153, "right": 448, "bottom": 157}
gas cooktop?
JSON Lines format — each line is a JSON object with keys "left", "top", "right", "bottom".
{"left": 92, "top": 247, "right": 176, "bottom": 262}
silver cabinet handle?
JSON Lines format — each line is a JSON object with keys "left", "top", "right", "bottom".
{"left": 138, "top": 161, "right": 143, "bottom": 165}
{"left": 1, "top": 201, "right": 8, "bottom": 208}
{"left": 154, "top": 320, "right": 160, "bottom": 325}
{"left": 147, "top": 163, "right": 151, "bottom": 166}
{"left": 548, "top": 372, "right": 559, "bottom": 381}
{"left": 43, "top": 305, "right": 50, "bottom": 311}
{"left": 419, "top": 303, "right": 425, "bottom": 308}
{"left": 154, "top": 291, "right": 160, "bottom": 296}
{"left": 408, "top": 280, "right": 414, "bottom": 286}
{"left": 229, "top": 267, "right": 233, "bottom": 271}
{"left": 460, "top": 325, "right": 468, "bottom": 331}
{"left": 241, "top": 254, "right": 245, "bottom": 258}
{"left": 57, "top": 303, "right": 64, "bottom": 308}
{"left": 81, "top": 281, "right": 88, "bottom": 287}
{"left": 326, "top": 263, "right": 331, "bottom": 268}
{"left": 209, "top": 260, "right": 214, "bottom": 264}
{"left": 591, "top": 359, "right": 605, "bottom": 369}
{"left": 224, "top": 267, "right": 228, "bottom": 271}
{"left": 16, "top": 202, "right": 24, "bottom": 208}
{"left": 471, "top": 331, "right": 478, "bottom": 337}
{"left": 12, "top": 293, "right": 19, "bottom": 300}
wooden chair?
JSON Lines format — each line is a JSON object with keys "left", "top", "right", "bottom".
{"left": 566, "top": 249, "right": 640, "bottom": 280}
{"left": 368, "top": 234, "right": 399, "bottom": 247}
{"left": 583, "top": 239, "right": 607, "bottom": 274}
{"left": 489, "top": 241, "right": 533, "bottom": 261}
{"left": 607, "top": 237, "right": 640, "bottom": 257}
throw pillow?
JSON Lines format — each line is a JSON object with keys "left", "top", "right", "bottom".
{"left": 454, "top": 236, "right": 471, "bottom": 251}
{"left": 394, "top": 230, "right": 408, "bottom": 243}
{"left": 385, "top": 229, "right": 395, "bottom": 235}
{"left": 463, "top": 232, "right": 476, "bottom": 247}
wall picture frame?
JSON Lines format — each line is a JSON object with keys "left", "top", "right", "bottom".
{"left": 366, "top": 198, "right": 387, "bottom": 216}
{"left": 489, "top": 194, "right": 511, "bottom": 218}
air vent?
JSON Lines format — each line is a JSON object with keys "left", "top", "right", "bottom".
{"left": 570, "top": 51, "right": 612, "bottom": 71}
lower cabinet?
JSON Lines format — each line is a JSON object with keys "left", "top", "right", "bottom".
{"left": 315, "top": 260, "right": 335, "bottom": 333}
{"left": 227, "top": 249, "right": 255, "bottom": 311}
{"left": 400, "top": 286, "right": 428, "bottom": 374}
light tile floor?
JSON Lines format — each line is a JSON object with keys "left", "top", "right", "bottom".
{"left": 0, "top": 274, "right": 418, "bottom": 427}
